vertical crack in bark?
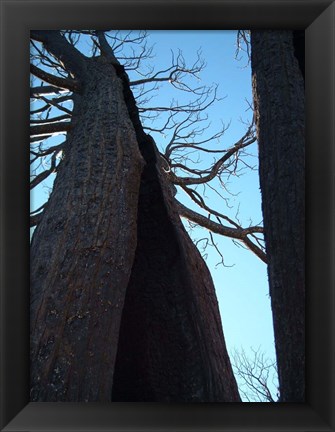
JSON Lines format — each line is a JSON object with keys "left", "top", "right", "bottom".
{"left": 112, "top": 65, "right": 241, "bottom": 402}
{"left": 30, "top": 57, "right": 240, "bottom": 402}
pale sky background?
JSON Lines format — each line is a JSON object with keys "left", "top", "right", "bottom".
{"left": 30, "top": 30, "right": 278, "bottom": 400}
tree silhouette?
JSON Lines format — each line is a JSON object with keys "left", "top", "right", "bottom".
{"left": 231, "top": 346, "right": 279, "bottom": 402}
{"left": 29, "top": 30, "right": 256, "bottom": 402}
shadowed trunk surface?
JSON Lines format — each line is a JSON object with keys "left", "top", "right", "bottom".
{"left": 113, "top": 63, "right": 240, "bottom": 402}
{"left": 30, "top": 51, "right": 240, "bottom": 402}
{"left": 251, "top": 30, "right": 305, "bottom": 402}
{"left": 112, "top": 135, "right": 240, "bottom": 402}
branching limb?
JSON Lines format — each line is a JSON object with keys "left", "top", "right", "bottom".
{"left": 30, "top": 204, "right": 46, "bottom": 227}
{"left": 30, "top": 64, "right": 80, "bottom": 93}
{"left": 30, "top": 114, "right": 71, "bottom": 125}
{"left": 30, "top": 39, "right": 70, "bottom": 79}
{"left": 169, "top": 126, "right": 256, "bottom": 186}
{"left": 30, "top": 212, "right": 44, "bottom": 227}
{"left": 30, "top": 141, "right": 65, "bottom": 164}
{"left": 29, "top": 30, "right": 264, "bottom": 270}
{"left": 30, "top": 85, "right": 66, "bottom": 97}
{"left": 175, "top": 200, "right": 267, "bottom": 263}
{"left": 236, "top": 30, "right": 251, "bottom": 63}
{"left": 130, "top": 49, "right": 205, "bottom": 93}
{"left": 30, "top": 121, "right": 71, "bottom": 138}
{"left": 30, "top": 135, "right": 52, "bottom": 143}
{"left": 181, "top": 184, "right": 240, "bottom": 227}
{"left": 31, "top": 30, "right": 86, "bottom": 78}
{"left": 95, "top": 31, "right": 120, "bottom": 65}
{"left": 37, "top": 95, "right": 73, "bottom": 115}
{"left": 139, "top": 84, "right": 219, "bottom": 114}
{"left": 30, "top": 151, "right": 59, "bottom": 189}
{"left": 231, "top": 347, "right": 279, "bottom": 402}
{"left": 30, "top": 95, "right": 72, "bottom": 117}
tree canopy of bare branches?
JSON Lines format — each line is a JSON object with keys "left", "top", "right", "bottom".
{"left": 30, "top": 30, "right": 266, "bottom": 264}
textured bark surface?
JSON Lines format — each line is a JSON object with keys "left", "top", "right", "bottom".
{"left": 112, "top": 140, "right": 240, "bottom": 402}
{"left": 30, "top": 47, "right": 240, "bottom": 402}
{"left": 30, "top": 57, "right": 144, "bottom": 401}
{"left": 251, "top": 31, "right": 305, "bottom": 402}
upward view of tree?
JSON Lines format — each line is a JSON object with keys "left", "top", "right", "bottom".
{"left": 30, "top": 30, "right": 268, "bottom": 402}
{"left": 30, "top": 30, "right": 305, "bottom": 403}
{"left": 250, "top": 30, "right": 305, "bottom": 402}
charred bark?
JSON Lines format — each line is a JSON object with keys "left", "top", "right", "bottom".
{"left": 111, "top": 70, "right": 240, "bottom": 401}
{"left": 251, "top": 30, "right": 305, "bottom": 402}
{"left": 113, "top": 62, "right": 239, "bottom": 402}
{"left": 30, "top": 36, "right": 240, "bottom": 402}
{"left": 112, "top": 151, "right": 240, "bottom": 401}
{"left": 30, "top": 56, "right": 144, "bottom": 401}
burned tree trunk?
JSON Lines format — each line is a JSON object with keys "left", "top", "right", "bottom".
{"left": 30, "top": 56, "right": 144, "bottom": 401}
{"left": 251, "top": 30, "right": 305, "bottom": 402}
{"left": 30, "top": 32, "right": 240, "bottom": 402}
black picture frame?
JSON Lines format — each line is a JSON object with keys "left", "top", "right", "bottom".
{"left": 1, "top": 0, "right": 334, "bottom": 430}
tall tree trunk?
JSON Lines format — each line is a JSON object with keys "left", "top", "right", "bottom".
{"left": 30, "top": 49, "right": 240, "bottom": 401}
{"left": 251, "top": 30, "right": 305, "bottom": 402}
{"left": 30, "top": 56, "right": 144, "bottom": 401}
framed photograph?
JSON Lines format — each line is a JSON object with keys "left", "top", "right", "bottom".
{"left": 1, "top": 0, "right": 334, "bottom": 431}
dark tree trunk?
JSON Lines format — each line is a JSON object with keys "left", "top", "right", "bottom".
{"left": 250, "top": 30, "right": 305, "bottom": 402}
{"left": 30, "top": 56, "right": 144, "bottom": 401}
{"left": 112, "top": 136, "right": 240, "bottom": 402}
{"left": 30, "top": 41, "right": 240, "bottom": 402}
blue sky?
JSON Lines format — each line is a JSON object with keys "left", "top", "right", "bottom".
{"left": 31, "top": 30, "right": 277, "bottom": 400}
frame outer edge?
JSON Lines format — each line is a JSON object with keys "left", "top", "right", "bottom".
{"left": 0, "top": 0, "right": 335, "bottom": 431}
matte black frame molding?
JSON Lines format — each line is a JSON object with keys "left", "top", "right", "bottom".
{"left": 1, "top": 0, "right": 334, "bottom": 431}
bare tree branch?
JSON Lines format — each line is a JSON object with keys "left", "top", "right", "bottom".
{"left": 231, "top": 347, "right": 279, "bottom": 402}
{"left": 30, "top": 212, "right": 44, "bottom": 227}
{"left": 30, "top": 30, "right": 264, "bottom": 267}
{"left": 175, "top": 200, "right": 267, "bottom": 263}
{"left": 30, "top": 85, "right": 66, "bottom": 97}
{"left": 30, "top": 151, "right": 59, "bottom": 189}
{"left": 31, "top": 30, "right": 86, "bottom": 78}
{"left": 30, "top": 114, "right": 71, "bottom": 125}
{"left": 30, "top": 121, "right": 71, "bottom": 137}
{"left": 30, "top": 142, "right": 65, "bottom": 164}
{"left": 168, "top": 124, "right": 256, "bottom": 185}
{"left": 96, "top": 31, "right": 120, "bottom": 64}
{"left": 36, "top": 95, "right": 73, "bottom": 115}
{"left": 30, "top": 64, "right": 80, "bottom": 93}
{"left": 30, "top": 134, "right": 53, "bottom": 143}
